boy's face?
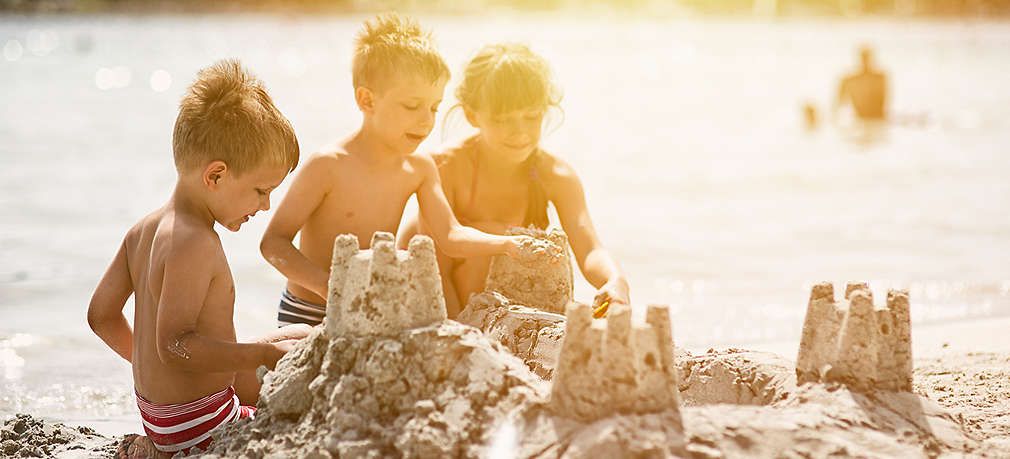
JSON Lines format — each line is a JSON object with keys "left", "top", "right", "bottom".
{"left": 211, "top": 163, "right": 288, "bottom": 232}
{"left": 367, "top": 75, "right": 447, "bottom": 155}
{"left": 468, "top": 105, "right": 546, "bottom": 162}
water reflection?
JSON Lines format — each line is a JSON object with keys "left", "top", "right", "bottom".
{"left": 3, "top": 39, "right": 23, "bottom": 61}
{"left": 149, "top": 69, "right": 171, "bottom": 92}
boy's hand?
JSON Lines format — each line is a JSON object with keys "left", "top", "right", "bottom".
{"left": 263, "top": 340, "right": 299, "bottom": 370}
{"left": 506, "top": 236, "right": 564, "bottom": 266}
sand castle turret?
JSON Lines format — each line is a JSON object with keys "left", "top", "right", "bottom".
{"left": 550, "top": 302, "right": 682, "bottom": 423}
{"left": 485, "top": 227, "right": 573, "bottom": 314}
{"left": 323, "top": 232, "right": 446, "bottom": 338}
{"left": 796, "top": 282, "right": 912, "bottom": 391}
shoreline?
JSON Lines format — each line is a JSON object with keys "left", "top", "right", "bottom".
{"left": 700, "top": 314, "right": 1010, "bottom": 360}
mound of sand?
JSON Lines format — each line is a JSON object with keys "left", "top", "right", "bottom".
{"left": 197, "top": 233, "right": 551, "bottom": 458}
{"left": 1, "top": 413, "right": 115, "bottom": 458}
{"left": 202, "top": 322, "right": 547, "bottom": 458}
{"left": 61, "top": 230, "right": 1006, "bottom": 458}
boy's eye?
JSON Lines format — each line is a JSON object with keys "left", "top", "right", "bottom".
{"left": 256, "top": 189, "right": 267, "bottom": 196}
{"left": 430, "top": 105, "right": 440, "bottom": 113}
{"left": 403, "top": 104, "right": 420, "bottom": 111}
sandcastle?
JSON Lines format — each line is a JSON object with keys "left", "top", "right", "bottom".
{"left": 204, "top": 241, "right": 986, "bottom": 458}
{"left": 211, "top": 233, "right": 550, "bottom": 458}
{"left": 796, "top": 281, "right": 913, "bottom": 391}
{"left": 550, "top": 302, "right": 682, "bottom": 423}
{"left": 323, "top": 232, "right": 446, "bottom": 337}
{"left": 485, "top": 227, "right": 573, "bottom": 314}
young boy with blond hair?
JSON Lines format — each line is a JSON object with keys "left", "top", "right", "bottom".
{"left": 87, "top": 59, "right": 310, "bottom": 456}
{"left": 262, "top": 13, "right": 558, "bottom": 326}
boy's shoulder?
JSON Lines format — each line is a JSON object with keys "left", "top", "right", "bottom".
{"left": 150, "top": 207, "right": 223, "bottom": 258}
{"left": 405, "top": 151, "right": 441, "bottom": 177}
{"left": 428, "top": 140, "right": 475, "bottom": 175}
{"left": 304, "top": 144, "right": 351, "bottom": 168}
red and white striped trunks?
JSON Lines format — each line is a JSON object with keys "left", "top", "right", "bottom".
{"left": 135, "top": 385, "right": 255, "bottom": 454}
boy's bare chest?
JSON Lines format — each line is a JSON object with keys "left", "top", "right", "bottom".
{"left": 316, "top": 166, "right": 417, "bottom": 228}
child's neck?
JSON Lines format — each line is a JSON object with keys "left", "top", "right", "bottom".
{"left": 472, "top": 136, "right": 532, "bottom": 175}
{"left": 347, "top": 124, "right": 409, "bottom": 166}
{"left": 169, "top": 178, "right": 216, "bottom": 230}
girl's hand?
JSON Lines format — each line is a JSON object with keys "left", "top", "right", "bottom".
{"left": 593, "top": 277, "right": 630, "bottom": 309}
{"left": 506, "top": 236, "right": 563, "bottom": 266}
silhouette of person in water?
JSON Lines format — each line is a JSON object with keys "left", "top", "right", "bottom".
{"left": 834, "top": 45, "right": 887, "bottom": 121}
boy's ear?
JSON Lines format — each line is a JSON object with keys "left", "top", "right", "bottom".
{"left": 203, "top": 160, "right": 228, "bottom": 190}
{"left": 463, "top": 106, "right": 479, "bottom": 128}
{"left": 355, "top": 86, "right": 375, "bottom": 113}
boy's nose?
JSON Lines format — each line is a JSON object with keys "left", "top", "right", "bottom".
{"left": 421, "top": 110, "right": 435, "bottom": 128}
{"left": 260, "top": 195, "right": 271, "bottom": 211}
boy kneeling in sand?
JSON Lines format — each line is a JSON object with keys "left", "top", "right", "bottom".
{"left": 87, "top": 59, "right": 311, "bottom": 457}
{"left": 262, "top": 13, "right": 560, "bottom": 326}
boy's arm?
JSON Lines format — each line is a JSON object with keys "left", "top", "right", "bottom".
{"left": 87, "top": 239, "right": 135, "bottom": 362}
{"left": 156, "top": 236, "right": 285, "bottom": 372}
{"left": 260, "top": 153, "right": 334, "bottom": 299}
{"left": 551, "top": 163, "right": 630, "bottom": 307}
{"left": 413, "top": 156, "right": 514, "bottom": 258}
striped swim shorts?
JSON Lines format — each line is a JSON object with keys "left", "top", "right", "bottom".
{"left": 136, "top": 385, "right": 254, "bottom": 454}
{"left": 276, "top": 290, "right": 326, "bottom": 327}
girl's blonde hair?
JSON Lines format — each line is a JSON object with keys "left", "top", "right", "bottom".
{"left": 454, "top": 42, "right": 561, "bottom": 115}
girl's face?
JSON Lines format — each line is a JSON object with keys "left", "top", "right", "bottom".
{"left": 467, "top": 105, "right": 546, "bottom": 162}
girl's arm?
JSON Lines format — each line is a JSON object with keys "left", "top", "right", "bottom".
{"left": 550, "top": 159, "right": 630, "bottom": 306}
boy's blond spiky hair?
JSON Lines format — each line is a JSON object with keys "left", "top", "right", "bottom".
{"left": 352, "top": 12, "right": 450, "bottom": 91}
{"left": 173, "top": 59, "right": 299, "bottom": 175}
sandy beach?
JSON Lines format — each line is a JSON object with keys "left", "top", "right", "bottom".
{"left": 5, "top": 238, "right": 1009, "bottom": 458}
{"left": 4, "top": 324, "right": 1008, "bottom": 458}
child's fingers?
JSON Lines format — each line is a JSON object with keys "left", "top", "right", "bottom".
{"left": 592, "top": 301, "right": 610, "bottom": 318}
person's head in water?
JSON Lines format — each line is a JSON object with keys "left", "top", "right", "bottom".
{"left": 454, "top": 42, "right": 562, "bottom": 163}
{"left": 859, "top": 45, "right": 875, "bottom": 72}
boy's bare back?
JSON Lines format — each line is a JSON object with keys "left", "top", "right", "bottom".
{"left": 122, "top": 206, "right": 238, "bottom": 404}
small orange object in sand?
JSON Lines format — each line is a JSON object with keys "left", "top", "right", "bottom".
{"left": 592, "top": 301, "right": 610, "bottom": 318}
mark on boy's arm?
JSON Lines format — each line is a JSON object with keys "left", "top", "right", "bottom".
{"left": 167, "top": 337, "right": 191, "bottom": 360}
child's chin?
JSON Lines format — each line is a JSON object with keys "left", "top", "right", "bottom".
{"left": 223, "top": 222, "right": 243, "bottom": 232}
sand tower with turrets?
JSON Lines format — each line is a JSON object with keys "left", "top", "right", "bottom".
{"left": 550, "top": 301, "right": 682, "bottom": 424}
{"left": 485, "top": 227, "right": 573, "bottom": 314}
{"left": 323, "top": 232, "right": 446, "bottom": 338}
{"left": 796, "top": 282, "right": 912, "bottom": 391}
